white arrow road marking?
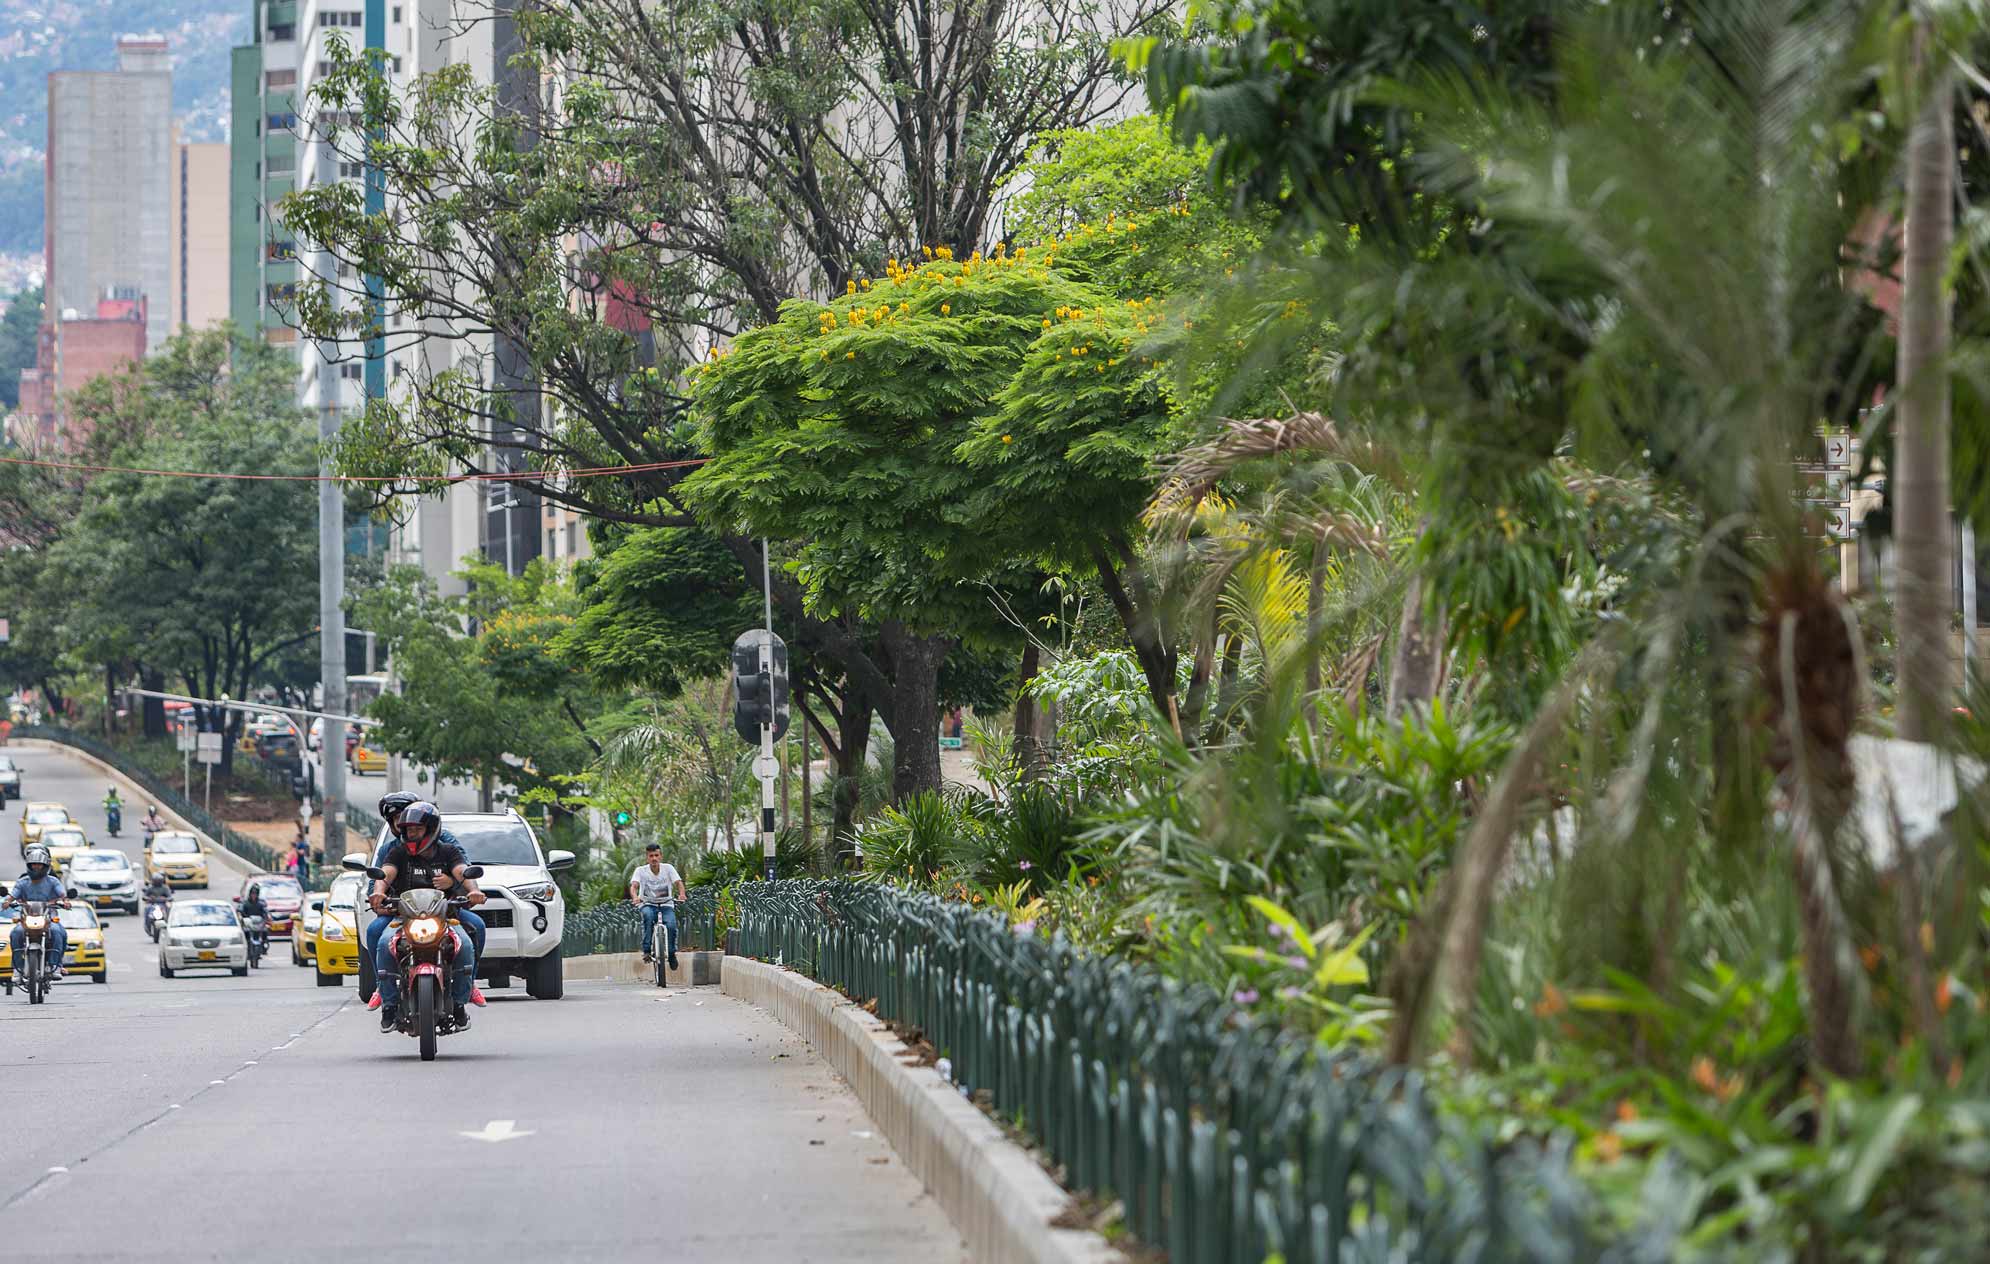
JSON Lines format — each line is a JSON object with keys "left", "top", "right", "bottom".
{"left": 460, "top": 1119, "right": 535, "bottom": 1144}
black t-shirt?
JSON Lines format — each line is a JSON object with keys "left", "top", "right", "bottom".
{"left": 380, "top": 839, "right": 467, "bottom": 900}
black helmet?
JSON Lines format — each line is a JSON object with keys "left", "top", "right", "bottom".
{"left": 396, "top": 801, "right": 441, "bottom": 852}
{"left": 378, "top": 791, "right": 420, "bottom": 823}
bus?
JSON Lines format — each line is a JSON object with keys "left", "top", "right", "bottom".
{"left": 346, "top": 674, "right": 388, "bottom": 715}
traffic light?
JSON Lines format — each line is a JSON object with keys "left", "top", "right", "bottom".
{"left": 731, "top": 629, "right": 790, "bottom": 744}
{"left": 612, "top": 809, "right": 633, "bottom": 829}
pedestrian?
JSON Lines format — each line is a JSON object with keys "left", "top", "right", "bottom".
{"left": 0, "top": 717, "right": 12, "bottom": 745}
{"left": 628, "top": 844, "right": 685, "bottom": 971}
{"left": 293, "top": 820, "right": 312, "bottom": 887}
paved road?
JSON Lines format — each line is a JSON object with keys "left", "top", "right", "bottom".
{"left": 0, "top": 745, "right": 964, "bottom": 1262}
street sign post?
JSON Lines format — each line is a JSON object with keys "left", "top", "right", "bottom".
{"left": 177, "top": 724, "right": 195, "bottom": 798}
{"left": 197, "top": 731, "right": 222, "bottom": 815}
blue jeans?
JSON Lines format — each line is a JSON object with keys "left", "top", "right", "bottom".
{"left": 640, "top": 904, "right": 677, "bottom": 960}
{"left": 373, "top": 918, "right": 476, "bottom": 1009}
{"left": 10, "top": 923, "right": 66, "bottom": 969}
{"left": 368, "top": 909, "right": 484, "bottom": 973}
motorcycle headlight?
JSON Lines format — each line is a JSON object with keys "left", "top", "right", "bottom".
{"left": 509, "top": 881, "right": 557, "bottom": 902}
{"left": 322, "top": 923, "right": 347, "bottom": 940}
{"left": 406, "top": 917, "right": 443, "bottom": 945}
{"left": 23, "top": 916, "right": 46, "bottom": 930}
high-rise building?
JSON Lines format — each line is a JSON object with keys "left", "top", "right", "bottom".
{"left": 45, "top": 36, "right": 173, "bottom": 353}
{"left": 169, "top": 133, "right": 231, "bottom": 332}
{"left": 229, "top": 1, "right": 300, "bottom": 351}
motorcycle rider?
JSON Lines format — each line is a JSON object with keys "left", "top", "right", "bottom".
{"left": 5, "top": 844, "right": 69, "bottom": 979}
{"left": 371, "top": 792, "right": 486, "bottom": 1005}
{"left": 366, "top": 801, "right": 480, "bottom": 1033}
{"left": 140, "top": 804, "right": 166, "bottom": 841}
{"left": 102, "top": 787, "right": 122, "bottom": 830}
{"left": 142, "top": 872, "right": 172, "bottom": 933}
{"left": 239, "top": 883, "right": 270, "bottom": 958}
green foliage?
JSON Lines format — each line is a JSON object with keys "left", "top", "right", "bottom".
{"left": 854, "top": 791, "right": 968, "bottom": 888}
{"left": 686, "top": 251, "right": 1166, "bottom": 627}
{"left": 557, "top": 526, "right": 760, "bottom": 694}
{"left": 0, "top": 285, "right": 41, "bottom": 411}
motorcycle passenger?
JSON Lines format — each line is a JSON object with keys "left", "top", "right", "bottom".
{"left": 5, "top": 845, "right": 69, "bottom": 978}
{"left": 371, "top": 792, "right": 486, "bottom": 1004}
{"left": 366, "top": 801, "right": 479, "bottom": 1033}
{"left": 239, "top": 883, "right": 270, "bottom": 957}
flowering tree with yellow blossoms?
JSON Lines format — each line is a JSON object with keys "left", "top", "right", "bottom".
{"left": 685, "top": 237, "right": 1185, "bottom": 777}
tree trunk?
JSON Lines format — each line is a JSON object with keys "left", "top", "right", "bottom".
{"left": 141, "top": 667, "right": 167, "bottom": 738}
{"left": 881, "top": 622, "right": 948, "bottom": 801}
{"left": 1091, "top": 540, "right": 1179, "bottom": 728}
{"left": 102, "top": 663, "right": 116, "bottom": 736}
{"left": 1387, "top": 570, "right": 1447, "bottom": 720}
{"left": 1012, "top": 641, "right": 1046, "bottom": 779}
{"left": 799, "top": 702, "right": 812, "bottom": 850}
{"left": 1895, "top": 51, "right": 1954, "bottom": 742}
{"left": 479, "top": 772, "right": 495, "bottom": 812}
{"left": 832, "top": 704, "right": 872, "bottom": 864}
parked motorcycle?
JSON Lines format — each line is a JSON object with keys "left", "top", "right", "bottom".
{"left": 350, "top": 860, "right": 483, "bottom": 1061}
{"left": 7, "top": 901, "right": 57, "bottom": 1003}
{"left": 144, "top": 897, "right": 170, "bottom": 942}
{"left": 244, "top": 914, "right": 267, "bottom": 968}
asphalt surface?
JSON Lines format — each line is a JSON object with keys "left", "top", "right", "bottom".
{"left": 0, "top": 745, "right": 965, "bottom": 1263}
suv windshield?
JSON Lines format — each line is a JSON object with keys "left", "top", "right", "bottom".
{"left": 0, "top": 756, "right": 15, "bottom": 770}
{"left": 69, "top": 853, "right": 128, "bottom": 871}
{"left": 151, "top": 835, "right": 199, "bottom": 855}
{"left": 449, "top": 819, "right": 543, "bottom": 868}
{"left": 169, "top": 904, "right": 237, "bottom": 927}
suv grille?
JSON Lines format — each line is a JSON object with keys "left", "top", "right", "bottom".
{"left": 478, "top": 907, "right": 514, "bottom": 929}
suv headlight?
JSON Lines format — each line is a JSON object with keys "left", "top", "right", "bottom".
{"left": 508, "top": 881, "right": 557, "bottom": 902}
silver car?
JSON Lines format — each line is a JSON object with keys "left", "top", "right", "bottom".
{"left": 158, "top": 900, "right": 249, "bottom": 977}
{"left": 64, "top": 849, "right": 140, "bottom": 914}
{"left": 0, "top": 754, "right": 20, "bottom": 802}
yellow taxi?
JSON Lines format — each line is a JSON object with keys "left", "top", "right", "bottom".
{"left": 0, "top": 902, "right": 107, "bottom": 983}
{"left": 311, "top": 873, "right": 364, "bottom": 986}
{"left": 144, "top": 830, "right": 210, "bottom": 888}
{"left": 39, "top": 825, "right": 90, "bottom": 872}
{"left": 19, "top": 802, "right": 75, "bottom": 848}
{"left": 350, "top": 741, "right": 388, "bottom": 775}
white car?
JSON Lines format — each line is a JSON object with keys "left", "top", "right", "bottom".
{"left": 158, "top": 900, "right": 250, "bottom": 977}
{"left": 64, "top": 849, "right": 141, "bottom": 914}
{"left": 355, "top": 810, "right": 573, "bottom": 1001}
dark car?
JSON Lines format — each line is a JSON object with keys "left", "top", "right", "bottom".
{"left": 236, "top": 874, "right": 305, "bottom": 937}
{"left": 255, "top": 731, "right": 302, "bottom": 772}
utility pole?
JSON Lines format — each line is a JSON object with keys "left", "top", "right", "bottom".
{"left": 759, "top": 541, "right": 777, "bottom": 881}
{"left": 319, "top": 401, "right": 348, "bottom": 864}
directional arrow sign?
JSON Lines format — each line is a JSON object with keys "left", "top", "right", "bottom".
{"left": 1820, "top": 435, "right": 1862, "bottom": 468}
{"left": 460, "top": 1119, "right": 535, "bottom": 1143}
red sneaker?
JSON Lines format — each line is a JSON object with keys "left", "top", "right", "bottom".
{"left": 470, "top": 986, "right": 487, "bottom": 1008}
{"left": 366, "top": 992, "right": 383, "bottom": 1011}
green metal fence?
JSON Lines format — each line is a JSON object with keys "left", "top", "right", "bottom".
{"left": 18, "top": 725, "right": 286, "bottom": 875}
{"left": 720, "top": 879, "right": 1675, "bottom": 1264}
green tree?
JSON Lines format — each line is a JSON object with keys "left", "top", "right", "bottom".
{"left": 45, "top": 328, "right": 320, "bottom": 769}
{"left": 0, "top": 285, "right": 41, "bottom": 412}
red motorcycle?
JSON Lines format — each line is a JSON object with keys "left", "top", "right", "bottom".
{"left": 351, "top": 861, "right": 483, "bottom": 1061}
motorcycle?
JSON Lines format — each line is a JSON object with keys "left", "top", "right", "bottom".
{"left": 350, "top": 860, "right": 484, "bottom": 1062}
{"left": 244, "top": 915, "right": 267, "bottom": 968}
{"left": 7, "top": 901, "right": 57, "bottom": 1003}
{"left": 144, "top": 897, "right": 170, "bottom": 942}
{"left": 105, "top": 802, "right": 121, "bottom": 837}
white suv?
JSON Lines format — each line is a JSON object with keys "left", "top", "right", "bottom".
{"left": 354, "top": 811, "right": 574, "bottom": 1001}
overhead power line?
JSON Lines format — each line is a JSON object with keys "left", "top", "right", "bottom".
{"left": 0, "top": 453, "right": 709, "bottom": 484}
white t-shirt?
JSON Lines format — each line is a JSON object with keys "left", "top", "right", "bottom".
{"left": 630, "top": 862, "right": 682, "bottom": 906}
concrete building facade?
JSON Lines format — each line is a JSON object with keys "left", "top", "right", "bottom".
{"left": 229, "top": 0, "right": 301, "bottom": 351}
{"left": 169, "top": 137, "right": 231, "bottom": 332}
{"left": 45, "top": 37, "right": 173, "bottom": 353}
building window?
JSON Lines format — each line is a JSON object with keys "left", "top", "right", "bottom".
{"left": 545, "top": 528, "right": 557, "bottom": 557}
{"left": 266, "top": 152, "right": 295, "bottom": 175}
{"left": 338, "top": 160, "right": 364, "bottom": 179}
{"left": 393, "top": 5, "right": 402, "bottom": 21}
{"left": 340, "top": 363, "right": 363, "bottom": 381}
{"left": 267, "top": 241, "right": 296, "bottom": 261}
{"left": 269, "top": 22, "right": 295, "bottom": 40}
{"left": 267, "top": 112, "right": 298, "bottom": 133}
{"left": 266, "top": 69, "right": 297, "bottom": 88}
{"left": 318, "top": 11, "right": 363, "bottom": 27}
{"left": 266, "top": 282, "right": 297, "bottom": 303}
{"left": 566, "top": 521, "right": 578, "bottom": 554}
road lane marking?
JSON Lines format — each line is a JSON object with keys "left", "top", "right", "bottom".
{"left": 459, "top": 1119, "right": 534, "bottom": 1143}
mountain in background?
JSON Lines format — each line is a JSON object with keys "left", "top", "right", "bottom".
{"left": 0, "top": 0, "right": 245, "bottom": 289}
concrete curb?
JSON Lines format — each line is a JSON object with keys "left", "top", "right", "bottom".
{"left": 564, "top": 950, "right": 724, "bottom": 987}
{"left": 722, "top": 956, "right": 1122, "bottom": 1264}
{"left": 11, "top": 738, "right": 259, "bottom": 882}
